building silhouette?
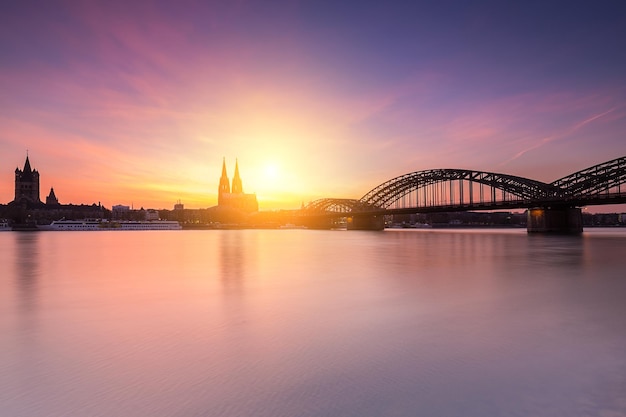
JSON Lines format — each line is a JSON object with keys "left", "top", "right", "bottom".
{"left": 218, "top": 158, "right": 258, "bottom": 212}
{"left": 3, "top": 154, "right": 105, "bottom": 222}
{"left": 14, "top": 155, "right": 41, "bottom": 204}
{"left": 46, "top": 187, "right": 59, "bottom": 205}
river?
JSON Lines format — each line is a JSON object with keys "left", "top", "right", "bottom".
{"left": 1, "top": 228, "right": 625, "bottom": 417}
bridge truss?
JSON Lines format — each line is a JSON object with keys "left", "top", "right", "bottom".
{"left": 303, "top": 156, "right": 626, "bottom": 215}
{"left": 551, "top": 156, "right": 626, "bottom": 201}
{"left": 359, "top": 169, "right": 564, "bottom": 210}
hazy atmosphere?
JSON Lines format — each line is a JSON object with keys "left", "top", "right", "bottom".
{"left": 2, "top": 3, "right": 626, "bottom": 416}
{"left": 2, "top": 0, "right": 625, "bottom": 209}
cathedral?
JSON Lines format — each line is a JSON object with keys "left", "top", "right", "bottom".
{"left": 218, "top": 158, "right": 258, "bottom": 212}
{"left": 14, "top": 155, "right": 41, "bottom": 204}
{"left": 13, "top": 155, "right": 58, "bottom": 206}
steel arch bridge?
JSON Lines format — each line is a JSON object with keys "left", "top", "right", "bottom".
{"left": 302, "top": 156, "right": 626, "bottom": 216}
{"left": 551, "top": 156, "right": 626, "bottom": 200}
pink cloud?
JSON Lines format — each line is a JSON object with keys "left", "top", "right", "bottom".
{"left": 2, "top": 2, "right": 625, "bottom": 208}
{"left": 500, "top": 106, "right": 619, "bottom": 166}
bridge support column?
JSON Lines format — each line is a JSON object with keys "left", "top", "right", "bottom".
{"left": 527, "top": 207, "right": 583, "bottom": 234}
{"left": 347, "top": 215, "right": 385, "bottom": 231}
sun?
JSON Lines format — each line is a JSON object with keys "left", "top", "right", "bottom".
{"left": 244, "top": 157, "right": 303, "bottom": 208}
{"left": 263, "top": 162, "right": 280, "bottom": 181}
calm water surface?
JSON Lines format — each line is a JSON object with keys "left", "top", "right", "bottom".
{"left": 1, "top": 229, "right": 625, "bottom": 417}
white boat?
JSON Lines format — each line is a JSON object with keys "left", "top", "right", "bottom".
{"left": 40, "top": 220, "right": 182, "bottom": 231}
{"left": 115, "top": 221, "right": 182, "bottom": 230}
{"left": 279, "top": 223, "right": 307, "bottom": 229}
{"left": 39, "top": 220, "right": 105, "bottom": 231}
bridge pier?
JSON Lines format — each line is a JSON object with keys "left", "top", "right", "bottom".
{"left": 347, "top": 215, "right": 385, "bottom": 231}
{"left": 527, "top": 207, "right": 583, "bottom": 234}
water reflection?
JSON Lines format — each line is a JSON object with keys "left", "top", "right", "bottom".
{"left": 218, "top": 231, "right": 246, "bottom": 293}
{"left": 1, "top": 229, "right": 625, "bottom": 417}
{"left": 14, "top": 232, "right": 41, "bottom": 313}
{"left": 527, "top": 233, "right": 584, "bottom": 269}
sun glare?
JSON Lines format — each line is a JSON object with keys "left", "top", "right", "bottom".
{"left": 263, "top": 162, "right": 280, "bottom": 181}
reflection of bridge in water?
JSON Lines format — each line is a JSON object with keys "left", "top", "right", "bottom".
{"left": 299, "top": 156, "right": 626, "bottom": 233}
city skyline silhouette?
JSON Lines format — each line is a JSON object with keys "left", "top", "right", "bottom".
{"left": 1, "top": 2, "right": 625, "bottom": 210}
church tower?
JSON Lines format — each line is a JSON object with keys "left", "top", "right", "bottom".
{"left": 216, "top": 158, "right": 258, "bottom": 212}
{"left": 14, "top": 154, "right": 41, "bottom": 204}
{"left": 232, "top": 159, "right": 243, "bottom": 194}
{"left": 46, "top": 187, "right": 59, "bottom": 205}
{"left": 218, "top": 157, "right": 230, "bottom": 206}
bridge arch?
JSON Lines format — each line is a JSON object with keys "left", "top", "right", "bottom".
{"left": 302, "top": 198, "right": 379, "bottom": 213}
{"left": 358, "top": 169, "right": 563, "bottom": 209}
{"left": 551, "top": 156, "right": 626, "bottom": 197}
{"left": 301, "top": 156, "right": 626, "bottom": 216}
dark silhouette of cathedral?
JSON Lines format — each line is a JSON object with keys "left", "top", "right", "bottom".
{"left": 14, "top": 155, "right": 41, "bottom": 204}
{"left": 218, "top": 158, "right": 258, "bottom": 212}
{"left": 3, "top": 154, "right": 104, "bottom": 223}
{"left": 13, "top": 154, "right": 59, "bottom": 206}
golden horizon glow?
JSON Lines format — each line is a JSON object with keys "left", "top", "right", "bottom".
{"left": 1, "top": 2, "right": 625, "bottom": 212}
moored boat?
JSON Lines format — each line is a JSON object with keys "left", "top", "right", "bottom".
{"left": 116, "top": 221, "right": 182, "bottom": 230}
{"left": 39, "top": 220, "right": 105, "bottom": 231}
{"left": 39, "top": 219, "right": 182, "bottom": 231}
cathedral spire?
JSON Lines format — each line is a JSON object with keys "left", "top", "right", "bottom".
{"left": 221, "top": 157, "right": 228, "bottom": 178}
{"left": 218, "top": 157, "right": 230, "bottom": 206}
{"left": 232, "top": 158, "right": 243, "bottom": 194}
{"left": 23, "top": 154, "right": 32, "bottom": 173}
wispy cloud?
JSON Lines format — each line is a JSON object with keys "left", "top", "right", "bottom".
{"left": 1, "top": 1, "right": 625, "bottom": 208}
{"left": 500, "top": 106, "right": 618, "bottom": 167}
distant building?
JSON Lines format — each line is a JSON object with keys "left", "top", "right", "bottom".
{"left": 217, "top": 158, "right": 258, "bottom": 212}
{"left": 111, "top": 205, "right": 130, "bottom": 219}
{"left": 174, "top": 200, "right": 184, "bottom": 211}
{"left": 46, "top": 187, "right": 59, "bottom": 205}
{"left": 145, "top": 209, "right": 159, "bottom": 220}
{"left": 14, "top": 155, "right": 41, "bottom": 204}
{"left": 4, "top": 154, "right": 107, "bottom": 222}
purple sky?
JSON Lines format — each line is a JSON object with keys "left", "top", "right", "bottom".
{"left": 1, "top": 0, "right": 625, "bottom": 209}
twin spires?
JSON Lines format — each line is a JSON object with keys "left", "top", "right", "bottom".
{"left": 218, "top": 158, "right": 244, "bottom": 207}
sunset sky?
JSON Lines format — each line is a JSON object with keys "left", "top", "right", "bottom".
{"left": 1, "top": 1, "right": 625, "bottom": 210}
